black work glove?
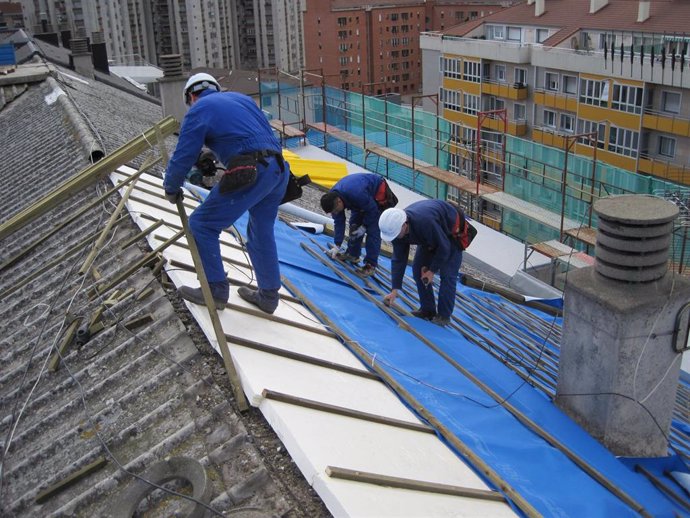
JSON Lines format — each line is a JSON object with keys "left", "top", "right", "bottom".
{"left": 165, "top": 189, "right": 183, "bottom": 204}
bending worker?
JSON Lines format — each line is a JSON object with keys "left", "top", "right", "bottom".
{"left": 379, "top": 199, "right": 465, "bottom": 326}
{"left": 320, "top": 172, "right": 397, "bottom": 277}
{"left": 163, "top": 73, "right": 289, "bottom": 314}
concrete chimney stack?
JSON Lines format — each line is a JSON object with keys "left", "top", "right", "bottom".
{"left": 535, "top": 0, "right": 546, "bottom": 16}
{"left": 70, "top": 38, "right": 94, "bottom": 79}
{"left": 158, "top": 54, "right": 188, "bottom": 124}
{"left": 556, "top": 195, "right": 690, "bottom": 457}
{"left": 589, "top": 0, "right": 609, "bottom": 14}
{"left": 637, "top": 0, "right": 651, "bottom": 23}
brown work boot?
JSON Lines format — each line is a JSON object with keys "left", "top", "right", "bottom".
{"left": 356, "top": 263, "right": 376, "bottom": 278}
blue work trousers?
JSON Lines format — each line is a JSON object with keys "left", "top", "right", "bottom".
{"left": 412, "top": 244, "right": 463, "bottom": 318}
{"left": 189, "top": 156, "right": 289, "bottom": 290}
{"left": 346, "top": 210, "right": 382, "bottom": 267}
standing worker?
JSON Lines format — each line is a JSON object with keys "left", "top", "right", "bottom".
{"left": 320, "top": 172, "right": 398, "bottom": 277}
{"left": 163, "top": 73, "right": 289, "bottom": 314}
{"left": 379, "top": 199, "right": 469, "bottom": 326}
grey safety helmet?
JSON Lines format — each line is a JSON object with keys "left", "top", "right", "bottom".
{"left": 183, "top": 73, "right": 221, "bottom": 105}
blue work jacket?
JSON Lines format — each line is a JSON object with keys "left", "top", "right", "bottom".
{"left": 331, "top": 173, "right": 383, "bottom": 246}
{"left": 164, "top": 90, "right": 280, "bottom": 193}
{"left": 390, "top": 199, "right": 459, "bottom": 289}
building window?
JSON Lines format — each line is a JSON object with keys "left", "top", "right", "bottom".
{"left": 609, "top": 126, "right": 639, "bottom": 157}
{"left": 441, "top": 57, "right": 461, "bottom": 79}
{"left": 441, "top": 88, "right": 461, "bottom": 112}
{"left": 506, "top": 26, "right": 521, "bottom": 42}
{"left": 611, "top": 84, "right": 643, "bottom": 114}
{"left": 463, "top": 93, "right": 480, "bottom": 115}
{"left": 463, "top": 60, "right": 481, "bottom": 82}
{"left": 337, "top": 17, "right": 346, "bottom": 26}
{"left": 514, "top": 68, "right": 527, "bottom": 87}
{"left": 561, "top": 75, "right": 577, "bottom": 95}
{"left": 536, "top": 29, "right": 549, "bottom": 43}
{"left": 545, "top": 72, "right": 559, "bottom": 91}
{"left": 514, "top": 103, "right": 526, "bottom": 121}
{"left": 577, "top": 119, "right": 606, "bottom": 148}
{"left": 579, "top": 78, "right": 607, "bottom": 106}
{"left": 543, "top": 109, "right": 556, "bottom": 128}
{"left": 487, "top": 24, "right": 504, "bottom": 40}
{"left": 662, "top": 91, "right": 681, "bottom": 113}
{"left": 560, "top": 113, "right": 574, "bottom": 133}
{"left": 495, "top": 64, "right": 506, "bottom": 82}
{"left": 659, "top": 136, "right": 676, "bottom": 158}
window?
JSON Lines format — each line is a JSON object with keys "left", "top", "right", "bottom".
{"left": 543, "top": 109, "right": 556, "bottom": 128}
{"left": 545, "top": 72, "right": 559, "bottom": 91}
{"left": 659, "top": 136, "right": 676, "bottom": 158}
{"left": 611, "top": 84, "right": 643, "bottom": 114}
{"left": 506, "top": 26, "right": 521, "bottom": 42}
{"left": 514, "top": 68, "right": 527, "bottom": 87}
{"left": 441, "top": 57, "right": 461, "bottom": 79}
{"left": 560, "top": 114, "right": 574, "bottom": 133}
{"left": 440, "top": 88, "right": 461, "bottom": 112}
{"left": 487, "top": 25, "right": 504, "bottom": 40}
{"left": 536, "top": 29, "right": 549, "bottom": 43}
{"left": 577, "top": 119, "right": 606, "bottom": 148}
{"left": 514, "top": 103, "right": 526, "bottom": 121}
{"left": 608, "top": 126, "right": 639, "bottom": 157}
{"left": 463, "top": 93, "right": 480, "bottom": 115}
{"left": 463, "top": 60, "right": 481, "bottom": 82}
{"left": 579, "top": 78, "right": 607, "bottom": 106}
{"left": 495, "top": 64, "right": 506, "bottom": 82}
{"left": 563, "top": 75, "right": 577, "bottom": 94}
{"left": 662, "top": 91, "right": 681, "bottom": 113}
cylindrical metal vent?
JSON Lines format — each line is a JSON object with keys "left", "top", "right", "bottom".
{"left": 71, "top": 38, "right": 89, "bottom": 55}
{"left": 594, "top": 195, "right": 678, "bottom": 282}
{"left": 91, "top": 31, "right": 104, "bottom": 44}
{"left": 159, "top": 54, "right": 183, "bottom": 78}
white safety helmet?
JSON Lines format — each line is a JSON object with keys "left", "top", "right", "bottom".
{"left": 183, "top": 73, "right": 221, "bottom": 105}
{"left": 379, "top": 208, "right": 407, "bottom": 242}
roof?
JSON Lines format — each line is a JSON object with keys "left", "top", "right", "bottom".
{"left": 443, "top": 0, "right": 690, "bottom": 37}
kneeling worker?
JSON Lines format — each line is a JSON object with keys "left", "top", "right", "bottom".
{"left": 320, "top": 173, "right": 397, "bottom": 277}
{"left": 379, "top": 199, "right": 466, "bottom": 326}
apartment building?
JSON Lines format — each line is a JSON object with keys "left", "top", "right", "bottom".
{"left": 421, "top": 0, "right": 690, "bottom": 185}
{"left": 304, "top": 0, "right": 510, "bottom": 94}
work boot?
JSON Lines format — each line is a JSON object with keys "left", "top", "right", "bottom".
{"left": 411, "top": 309, "right": 436, "bottom": 321}
{"left": 237, "top": 286, "right": 279, "bottom": 314}
{"left": 431, "top": 315, "right": 451, "bottom": 327}
{"left": 335, "top": 252, "right": 360, "bottom": 265}
{"left": 178, "top": 281, "right": 229, "bottom": 309}
{"left": 356, "top": 263, "right": 376, "bottom": 278}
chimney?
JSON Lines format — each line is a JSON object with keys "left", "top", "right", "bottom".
{"left": 70, "top": 37, "right": 94, "bottom": 79}
{"left": 527, "top": 0, "right": 534, "bottom": 4}
{"left": 589, "top": 0, "right": 609, "bottom": 14}
{"left": 637, "top": 0, "right": 651, "bottom": 22}
{"left": 535, "top": 0, "right": 545, "bottom": 16}
{"left": 90, "top": 31, "right": 109, "bottom": 74}
{"left": 60, "top": 24, "right": 71, "bottom": 49}
{"left": 556, "top": 195, "right": 690, "bottom": 457}
{"left": 158, "top": 54, "right": 188, "bottom": 124}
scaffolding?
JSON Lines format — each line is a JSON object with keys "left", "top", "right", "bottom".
{"left": 257, "top": 70, "right": 690, "bottom": 276}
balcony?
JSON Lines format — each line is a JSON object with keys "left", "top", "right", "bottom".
{"left": 638, "top": 155, "right": 690, "bottom": 186}
{"left": 481, "top": 79, "right": 528, "bottom": 101}
{"left": 642, "top": 110, "right": 690, "bottom": 138}
{"left": 533, "top": 89, "right": 577, "bottom": 112}
{"left": 480, "top": 114, "right": 528, "bottom": 136}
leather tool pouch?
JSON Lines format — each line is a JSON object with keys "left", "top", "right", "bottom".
{"left": 281, "top": 173, "right": 311, "bottom": 204}
{"left": 219, "top": 154, "right": 258, "bottom": 194}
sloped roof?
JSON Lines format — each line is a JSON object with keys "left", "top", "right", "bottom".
{"left": 444, "top": 0, "right": 690, "bottom": 37}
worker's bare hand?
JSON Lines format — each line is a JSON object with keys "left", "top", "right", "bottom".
{"left": 383, "top": 289, "right": 398, "bottom": 307}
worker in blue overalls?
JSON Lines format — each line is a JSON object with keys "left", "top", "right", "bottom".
{"left": 320, "top": 172, "right": 397, "bottom": 277}
{"left": 379, "top": 200, "right": 464, "bottom": 326}
{"left": 163, "top": 73, "right": 289, "bottom": 314}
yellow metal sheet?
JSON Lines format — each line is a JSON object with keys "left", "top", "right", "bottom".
{"left": 283, "top": 149, "right": 347, "bottom": 189}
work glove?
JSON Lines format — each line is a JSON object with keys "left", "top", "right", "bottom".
{"left": 349, "top": 225, "right": 366, "bottom": 239}
{"left": 325, "top": 244, "right": 342, "bottom": 259}
{"left": 165, "top": 189, "right": 183, "bottom": 204}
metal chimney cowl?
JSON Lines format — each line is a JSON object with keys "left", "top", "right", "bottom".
{"left": 556, "top": 195, "right": 690, "bottom": 457}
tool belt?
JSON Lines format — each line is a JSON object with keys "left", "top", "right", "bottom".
{"left": 451, "top": 207, "right": 477, "bottom": 251}
{"left": 374, "top": 179, "right": 399, "bottom": 210}
{"left": 219, "top": 150, "right": 285, "bottom": 194}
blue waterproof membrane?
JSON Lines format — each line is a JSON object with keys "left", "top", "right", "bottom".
{"left": 192, "top": 186, "right": 689, "bottom": 517}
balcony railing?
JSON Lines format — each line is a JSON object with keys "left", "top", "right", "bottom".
{"left": 642, "top": 109, "right": 690, "bottom": 138}
{"left": 638, "top": 154, "right": 690, "bottom": 185}
{"left": 481, "top": 78, "right": 528, "bottom": 100}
